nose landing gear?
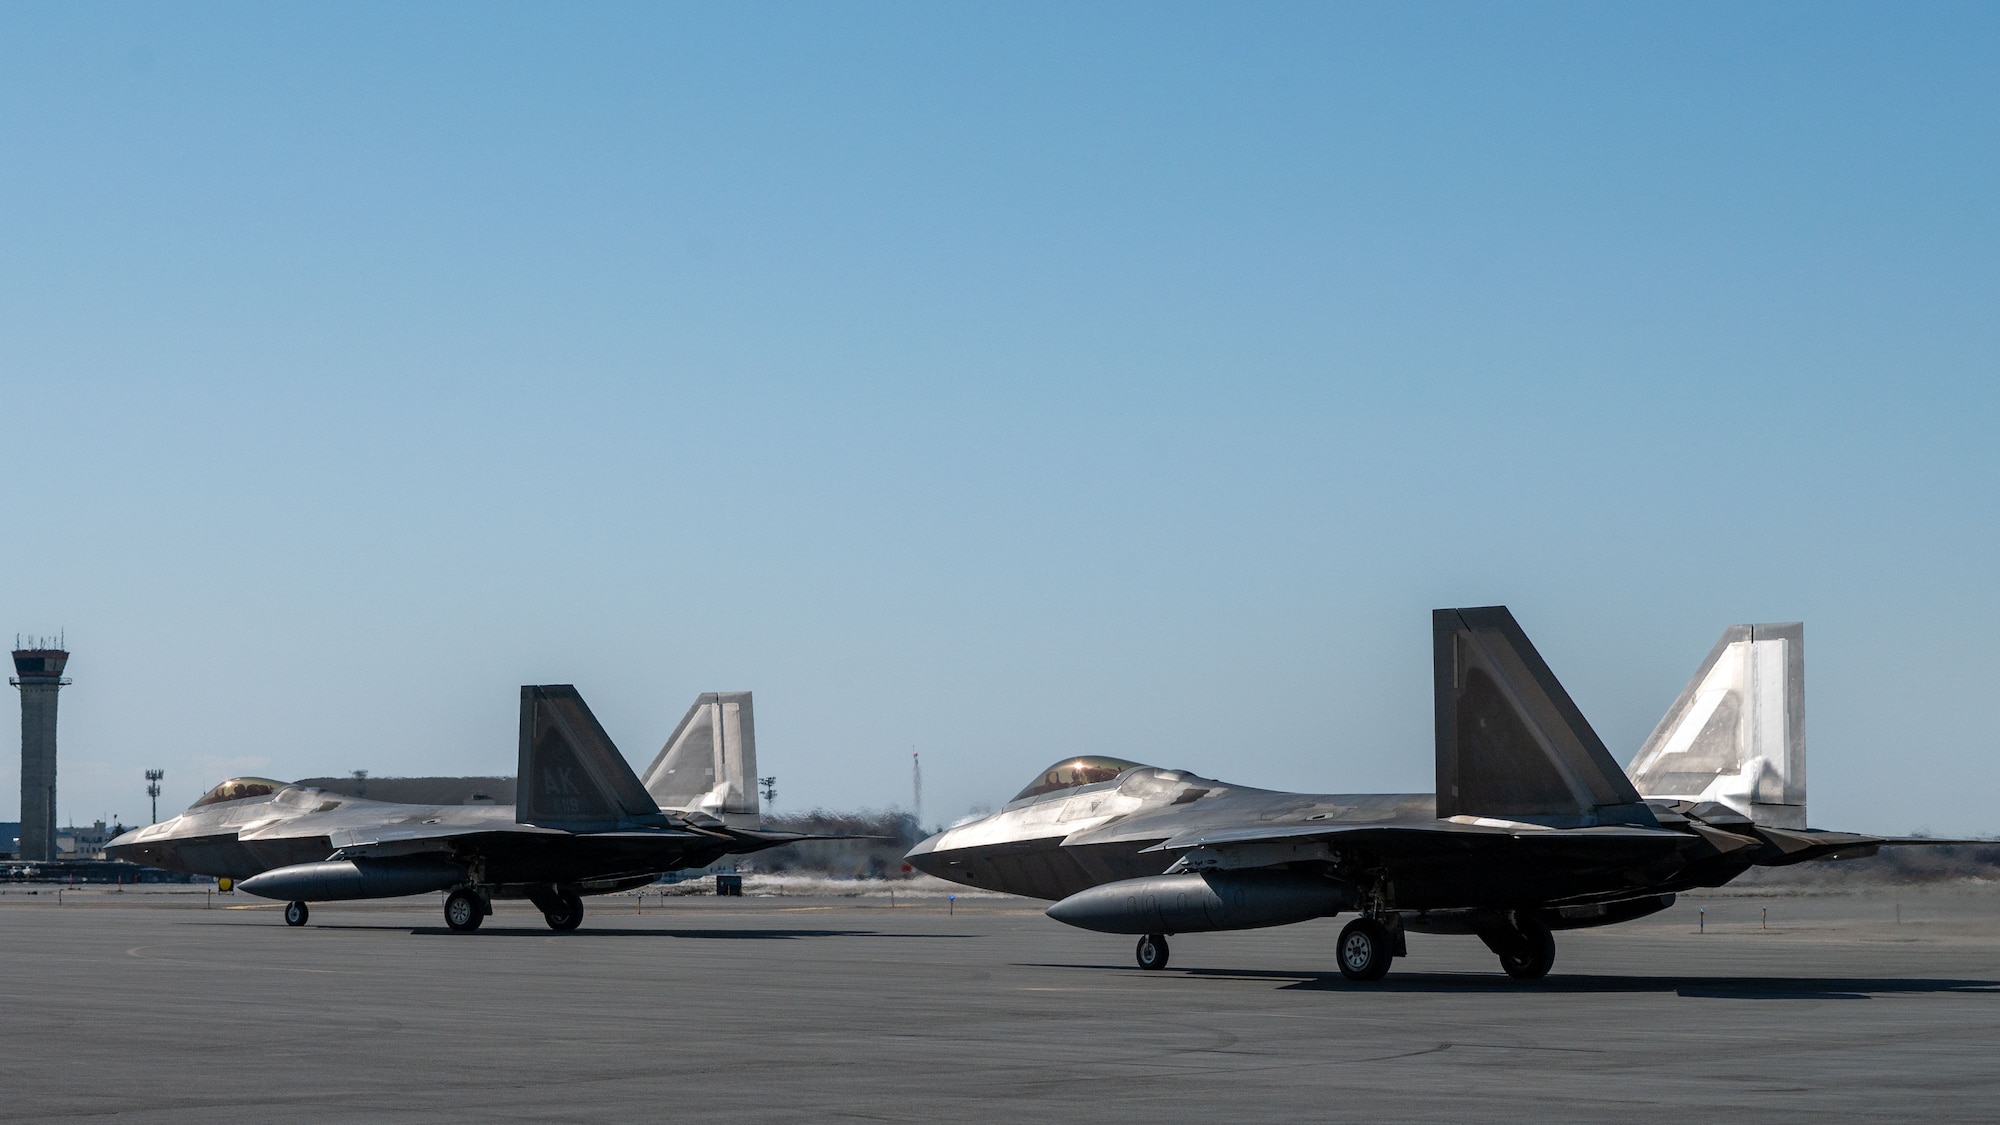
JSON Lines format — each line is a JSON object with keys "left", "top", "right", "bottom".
{"left": 284, "top": 900, "right": 309, "bottom": 927}
{"left": 1135, "top": 932, "right": 1170, "bottom": 970}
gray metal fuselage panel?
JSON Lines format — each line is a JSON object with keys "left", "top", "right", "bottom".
{"left": 105, "top": 787, "right": 735, "bottom": 890}
{"left": 907, "top": 767, "right": 1758, "bottom": 911}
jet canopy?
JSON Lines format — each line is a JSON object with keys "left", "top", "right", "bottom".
{"left": 189, "top": 777, "right": 286, "bottom": 809}
{"left": 1012, "top": 757, "right": 1143, "bottom": 802}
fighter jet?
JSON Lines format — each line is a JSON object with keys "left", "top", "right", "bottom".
{"left": 908, "top": 607, "right": 1973, "bottom": 980}
{"left": 109, "top": 687, "right": 800, "bottom": 932}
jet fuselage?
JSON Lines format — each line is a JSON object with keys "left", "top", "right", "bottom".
{"left": 108, "top": 782, "right": 739, "bottom": 886}
{"left": 906, "top": 765, "right": 1752, "bottom": 912}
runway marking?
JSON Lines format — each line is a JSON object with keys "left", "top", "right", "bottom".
{"left": 1450, "top": 1041, "right": 1605, "bottom": 1054}
{"left": 1358, "top": 1043, "right": 1452, "bottom": 1062}
{"left": 126, "top": 944, "right": 351, "bottom": 974}
{"left": 1163, "top": 1023, "right": 1242, "bottom": 1054}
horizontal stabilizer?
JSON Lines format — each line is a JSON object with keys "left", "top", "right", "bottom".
{"left": 643, "top": 692, "right": 761, "bottom": 829}
{"left": 1434, "top": 607, "right": 1653, "bottom": 827}
{"left": 1628, "top": 623, "right": 1806, "bottom": 829}
{"left": 517, "top": 685, "right": 665, "bottom": 831}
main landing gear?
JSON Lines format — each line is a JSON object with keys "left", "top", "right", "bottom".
{"left": 1135, "top": 933, "right": 1170, "bottom": 970}
{"left": 444, "top": 889, "right": 487, "bottom": 933}
{"left": 541, "top": 889, "right": 584, "bottom": 933}
{"left": 284, "top": 900, "right": 309, "bottom": 927}
{"left": 523, "top": 886, "right": 586, "bottom": 932}
{"left": 1337, "top": 917, "right": 1395, "bottom": 981}
{"left": 1482, "top": 914, "right": 1556, "bottom": 981}
{"left": 438, "top": 887, "right": 580, "bottom": 933}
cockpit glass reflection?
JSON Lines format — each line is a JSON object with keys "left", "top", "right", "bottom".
{"left": 189, "top": 777, "right": 285, "bottom": 809}
{"left": 1013, "top": 757, "right": 1141, "bottom": 802}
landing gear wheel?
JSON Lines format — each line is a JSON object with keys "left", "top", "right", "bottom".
{"left": 1337, "top": 918, "right": 1395, "bottom": 981}
{"left": 1499, "top": 915, "right": 1556, "bottom": 981}
{"left": 543, "top": 889, "right": 584, "bottom": 932}
{"left": 284, "top": 901, "right": 309, "bottom": 927}
{"left": 444, "top": 889, "right": 485, "bottom": 933}
{"left": 1135, "top": 933, "right": 1170, "bottom": 971}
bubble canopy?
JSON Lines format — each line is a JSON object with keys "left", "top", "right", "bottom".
{"left": 189, "top": 777, "right": 285, "bottom": 809}
{"left": 1012, "top": 757, "right": 1143, "bottom": 802}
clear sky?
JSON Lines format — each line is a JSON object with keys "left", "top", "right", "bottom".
{"left": 2, "top": 3, "right": 1995, "bottom": 837}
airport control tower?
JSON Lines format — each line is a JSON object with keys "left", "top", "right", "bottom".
{"left": 11, "top": 639, "right": 70, "bottom": 862}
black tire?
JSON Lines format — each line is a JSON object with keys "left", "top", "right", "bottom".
{"left": 544, "top": 889, "right": 584, "bottom": 932}
{"left": 284, "top": 901, "right": 309, "bottom": 927}
{"left": 444, "top": 889, "right": 484, "bottom": 933}
{"left": 1499, "top": 915, "right": 1555, "bottom": 981}
{"left": 1135, "top": 933, "right": 1170, "bottom": 971}
{"left": 1337, "top": 918, "right": 1394, "bottom": 981}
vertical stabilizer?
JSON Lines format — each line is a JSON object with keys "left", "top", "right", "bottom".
{"left": 1628, "top": 623, "right": 1805, "bottom": 828}
{"left": 1434, "top": 607, "right": 1653, "bottom": 827}
{"left": 642, "top": 692, "right": 761, "bottom": 828}
{"left": 516, "top": 685, "right": 665, "bottom": 831}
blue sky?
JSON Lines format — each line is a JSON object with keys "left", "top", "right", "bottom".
{"left": 2, "top": 3, "right": 1995, "bottom": 835}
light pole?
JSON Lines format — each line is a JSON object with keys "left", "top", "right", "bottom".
{"left": 145, "top": 769, "right": 164, "bottom": 824}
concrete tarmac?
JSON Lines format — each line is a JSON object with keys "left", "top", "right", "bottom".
{"left": 2, "top": 884, "right": 1997, "bottom": 1123}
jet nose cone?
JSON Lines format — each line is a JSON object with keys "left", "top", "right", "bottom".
{"left": 104, "top": 824, "right": 155, "bottom": 864}
{"left": 903, "top": 831, "right": 948, "bottom": 878}
{"left": 236, "top": 871, "right": 279, "bottom": 899}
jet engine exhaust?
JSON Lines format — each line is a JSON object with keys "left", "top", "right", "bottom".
{"left": 239, "top": 856, "right": 466, "bottom": 902}
{"left": 1045, "top": 871, "right": 1357, "bottom": 934}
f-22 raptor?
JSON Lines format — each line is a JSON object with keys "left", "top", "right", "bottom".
{"left": 110, "top": 688, "right": 804, "bottom": 932}
{"left": 908, "top": 607, "right": 1973, "bottom": 980}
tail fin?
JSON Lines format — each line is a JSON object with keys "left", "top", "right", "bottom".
{"left": 1627, "top": 623, "right": 1805, "bottom": 829}
{"left": 516, "top": 685, "right": 665, "bottom": 831}
{"left": 1433, "top": 607, "right": 1653, "bottom": 827}
{"left": 641, "top": 692, "right": 761, "bottom": 829}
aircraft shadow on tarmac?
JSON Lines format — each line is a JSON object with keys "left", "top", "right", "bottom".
{"left": 389, "top": 926, "right": 970, "bottom": 940}
{"left": 1023, "top": 965, "right": 2000, "bottom": 1000}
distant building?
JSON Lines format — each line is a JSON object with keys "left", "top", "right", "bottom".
{"left": 56, "top": 820, "right": 124, "bottom": 860}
